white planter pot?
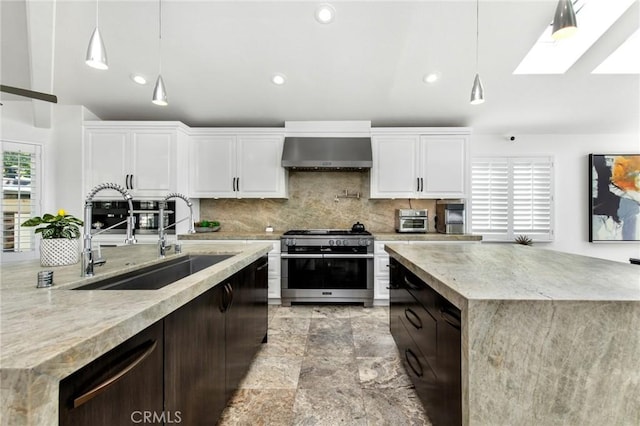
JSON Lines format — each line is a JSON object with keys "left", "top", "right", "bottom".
{"left": 40, "top": 238, "right": 80, "bottom": 267}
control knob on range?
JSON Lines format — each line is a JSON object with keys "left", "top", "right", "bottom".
{"left": 342, "top": 239, "right": 349, "bottom": 246}
{"left": 329, "top": 240, "right": 335, "bottom": 246}
{"left": 335, "top": 240, "right": 341, "bottom": 246}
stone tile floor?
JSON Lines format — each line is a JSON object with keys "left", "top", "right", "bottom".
{"left": 218, "top": 304, "right": 431, "bottom": 426}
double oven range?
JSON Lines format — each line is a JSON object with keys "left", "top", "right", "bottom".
{"left": 281, "top": 229, "right": 374, "bottom": 307}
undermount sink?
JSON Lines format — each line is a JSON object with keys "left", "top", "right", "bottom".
{"left": 73, "top": 254, "right": 233, "bottom": 290}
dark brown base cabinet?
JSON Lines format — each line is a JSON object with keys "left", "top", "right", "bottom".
{"left": 389, "top": 258, "right": 462, "bottom": 426}
{"left": 59, "top": 321, "right": 164, "bottom": 425}
{"left": 60, "top": 256, "right": 268, "bottom": 426}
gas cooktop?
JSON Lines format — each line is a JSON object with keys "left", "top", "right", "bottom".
{"left": 283, "top": 229, "right": 372, "bottom": 236}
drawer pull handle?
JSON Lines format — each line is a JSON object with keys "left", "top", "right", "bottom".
{"left": 405, "top": 348, "right": 423, "bottom": 378}
{"left": 441, "top": 308, "right": 461, "bottom": 330}
{"left": 256, "top": 262, "right": 268, "bottom": 271}
{"left": 73, "top": 339, "right": 158, "bottom": 409}
{"left": 403, "top": 276, "right": 421, "bottom": 290}
{"left": 405, "top": 308, "right": 423, "bottom": 330}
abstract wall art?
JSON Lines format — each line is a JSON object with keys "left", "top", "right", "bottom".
{"left": 589, "top": 154, "right": 640, "bottom": 242}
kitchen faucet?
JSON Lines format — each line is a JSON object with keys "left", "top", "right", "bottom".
{"left": 158, "top": 192, "right": 196, "bottom": 257}
{"left": 82, "top": 183, "right": 136, "bottom": 277}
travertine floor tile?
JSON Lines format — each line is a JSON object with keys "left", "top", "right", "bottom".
{"left": 239, "top": 356, "right": 303, "bottom": 390}
{"left": 363, "top": 387, "right": 431, "bottom": 426}
{"left": 218, "top": 304, "right": 431, "bottom": 426}
{"left": 219, "top": 389, "right": 296, "bottom": 426}
{"left": 298, "top": 356, "right": 360, "bottom": 389}
{"left": 292, "top": 387, "right": 367, "bottom": 426}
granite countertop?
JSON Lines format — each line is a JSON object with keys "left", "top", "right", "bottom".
{"left": 373, "top": 232, "right": 481, "bottom": 241}
{"left": 178, "top": 231, "right": 282, "bottom": 240}
{"left": 385, "top": 243, "right": 640, "bottom": 425}
{"left": 178, "top": 231, "right": 481, "bottom": 242}
{"left": 0, "top": 242, "right": 271, "bottom": 424}
{"left": 385, "top": 243, "right": 640, "bottom": 309}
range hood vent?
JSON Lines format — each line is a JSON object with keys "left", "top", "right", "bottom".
{"left": 281, "top": 137, "right": 372, "bottom": 171}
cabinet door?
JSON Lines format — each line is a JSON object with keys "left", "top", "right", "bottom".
{"left": 84, "top": 129, "right": 129, "bottom": 198}
{"left": 225, "top": 258, "right": 268, "bottom": 400}
{"left": 420, "top": 135, "right": 467, "bottom": 198}
{"left": 130, "top": 131, "right": 176, "bottom": 197}
{"left": 370, "top": 135, "right": 420, "bottom": 199}
{"left": 165, "top": 285, "right": 226, "bottom": 424}
{"left": 189, "top": 135, "right": 237, "bottom": 197}
{"left": 59, "top": 321, "right": 164, "bottom": 426}
{"left": 236, "top": 135, "right": 287, "bottom": 198}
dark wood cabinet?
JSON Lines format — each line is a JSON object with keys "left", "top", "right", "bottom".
{"left": 59, "top": 321, "right": 164, "bottom": 426}
{"left": 60, "top": 255, "right": 269, "bottom": 426}
{"left": 164, "top": 284, "right": 226, "bottom": 424}
{"left": 225, "top": 256, "right": 269, "bottom": 400}
{"left": 389, "top": 258, "right": 461, "bottom": 426}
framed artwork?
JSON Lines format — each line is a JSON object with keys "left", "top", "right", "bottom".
{"left": 589, "top": 154, "right": 640, "bottom": 242}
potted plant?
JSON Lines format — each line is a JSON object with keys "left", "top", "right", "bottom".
{"left": 22, "top": 209, "right": 84, "bottom": 266}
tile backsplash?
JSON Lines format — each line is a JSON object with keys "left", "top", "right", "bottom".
{"left": 200, "top": 171, "right": 439, "bottom": 233}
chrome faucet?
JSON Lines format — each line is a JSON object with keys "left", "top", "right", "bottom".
{"left": 82, "top": 183, "right": 136, "bottom": 277}
{"left": 158, "top": 193, "right": 196, "bottom": 258}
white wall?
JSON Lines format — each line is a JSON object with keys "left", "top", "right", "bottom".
{"left": 470, "top": 133, "right": 640, "bottom": 263}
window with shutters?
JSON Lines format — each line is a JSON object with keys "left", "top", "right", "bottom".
{"left": 1, "top": 141, "right": 41, "bottom": 260}
{"left": 471, "top": 156, "right": 554, "bottom": 241}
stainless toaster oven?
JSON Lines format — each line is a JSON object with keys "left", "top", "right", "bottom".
{"left": 395, "top": 209, "right": 428, "bottom": 233}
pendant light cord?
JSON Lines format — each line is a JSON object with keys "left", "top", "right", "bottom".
{"left": 158, "top": 0, "right": 163, "bottom": 74}
{"left": 475, "top": 0, "right": 479, "bottom": 71}
{"left": 95, "top": 0, "right": 99, "bottom": 27}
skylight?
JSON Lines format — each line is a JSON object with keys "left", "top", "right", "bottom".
{"left": 592, "top": 28, "right": 640, "bottom": 74}
{"left": 514, "top": 0, "right": 636, "bottom": 75}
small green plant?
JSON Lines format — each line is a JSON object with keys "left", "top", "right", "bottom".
{"left": 514, "top": 235, "right": 533, "bottom": 246}
{"left": 21, "top": 209, "right": 84, "bottom": 239}
{"left": 195, "top": 220, "right": 220, "bottom": 228}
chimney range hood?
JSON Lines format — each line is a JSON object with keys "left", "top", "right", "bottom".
{"left": 281, "top": 137, "right": 372, "bottom": 170}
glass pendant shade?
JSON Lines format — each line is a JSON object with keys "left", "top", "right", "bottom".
{"left": 552, "top": 0, "right": 577, "bottom": 40}
{"left": 470, "top": 73, "right": 485, "bottom": 105}
{"left": 85, "top": 27, "right": 108, "bottom": 70}
{"left": 152, "top": 75, "right": 168, "bottom": 106}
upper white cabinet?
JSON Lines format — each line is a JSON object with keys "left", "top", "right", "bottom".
{"left": 370, "top": 128, "right": 469, "bottom": 199}
{"left": 83, "top": 122, "right": 186, "bottom": 199}
{"left": 189, "top": 130, "right": 287, "bottom": 199}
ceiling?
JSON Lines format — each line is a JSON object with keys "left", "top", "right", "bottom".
{"left": 1, "top": 0, "right": 639, "bottom": 135}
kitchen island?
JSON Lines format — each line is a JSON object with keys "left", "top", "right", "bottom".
{"left": 386, "top": 243, "right": 640, "bottom": 425}
{"left": 0, "top": 242, "right": 271, "bottom": 425}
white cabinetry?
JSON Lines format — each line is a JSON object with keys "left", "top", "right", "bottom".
{"left": 370, "top": 128, "right": 469, "bottom": 199}
{"left": 189, "top": 130, "right": 287, "bottom": 199}
{"left": 83, "top": 122, "right": 186, "bottom": 199}
{"left": 373, "top": 241, "right": 408, "bottom": 302}
{"left": 254, "top": 240, "right": 281, "bottom": 302}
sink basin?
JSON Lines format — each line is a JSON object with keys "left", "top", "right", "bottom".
{"left": 73, "top": 254, "right": 233, "bottom": 290}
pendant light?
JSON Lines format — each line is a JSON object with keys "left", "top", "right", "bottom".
{"left": 85, "top": 0, "right": 108, "bottom": 70}
{"left": 551, "top": 0, "right": 578, "bottom": 40}
{"left": 470, "top": 0, "right": 484, "bottom": 105}
{"left": 152, "top": 0, "right": 168, "bottom": 106}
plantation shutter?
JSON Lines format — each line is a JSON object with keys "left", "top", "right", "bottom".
{"left": 1, "top": 141, "right": 41, "bottom": 258}
{"left": 471, "top": 156, "right": 554, "bottom": 241}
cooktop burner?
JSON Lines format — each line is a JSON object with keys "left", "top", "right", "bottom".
{"left": 283, "top": 229, "right": 372, "bottom": 236}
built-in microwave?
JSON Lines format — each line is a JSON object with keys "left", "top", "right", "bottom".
{"left": 90, "top": 200, "right": 175, "bottom": 235}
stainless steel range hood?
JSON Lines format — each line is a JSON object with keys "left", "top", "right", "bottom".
{"left": 281, "top": 137, "right": 372, "bottom": 170}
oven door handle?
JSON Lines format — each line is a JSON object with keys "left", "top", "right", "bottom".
{"left": 280, "top": 254, "right": 323, "bottom": 259}
{"left": 323, "top": 254, "right": 374, "bottom": 259}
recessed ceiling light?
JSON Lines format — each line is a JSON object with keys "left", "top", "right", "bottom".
{"left": 423, "top": 73, "right": 441, "bottom": 83}
{"left": 315, "top": 4, "right": 335, "bottom": 24}
{"left": 130, "top": 74, "right": 147, "bottom": 85}
{"left": 272, "top": 74, "right": 287, "bottom": 85}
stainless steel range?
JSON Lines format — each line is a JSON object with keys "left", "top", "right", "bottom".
{"left": 281, "top": 229, "right": 374, "bottom": 307}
